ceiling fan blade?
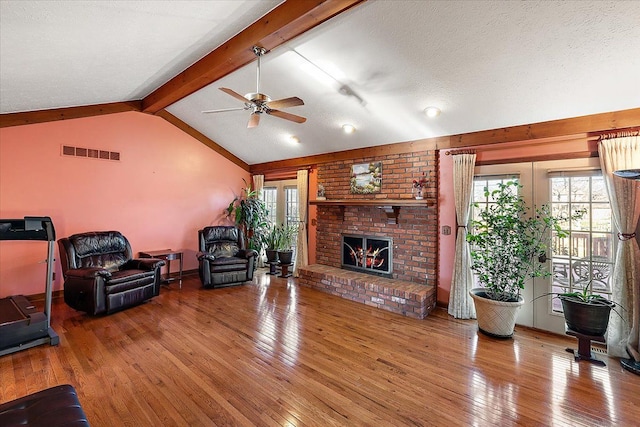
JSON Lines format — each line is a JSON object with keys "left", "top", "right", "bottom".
{"left": 247, "top": 112, "right": 260, "bottom": 128}
{"left": 202, "top": 106, "right": 248, "bottom": 114}
{"left": 266, "top": 96, "right": 304, "bottom": 110}
{"left": 219, "top": 87, "right": 250, "bottom": 104}
{"left": 267, "top": 109, "right": 307, "bottom": 124}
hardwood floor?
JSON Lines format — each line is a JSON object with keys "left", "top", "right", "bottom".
{"left": 1, "top": 270, "right": 638, "bottom": 426}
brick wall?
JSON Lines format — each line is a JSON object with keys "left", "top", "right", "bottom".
{"left": 315, "top": 151, "right": 438, "bottom": 286}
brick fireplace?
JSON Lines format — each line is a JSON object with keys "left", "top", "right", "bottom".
{"left": 299, "top": 150, "right": 438, "bottom": 318}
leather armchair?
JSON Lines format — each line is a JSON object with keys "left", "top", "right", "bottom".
{"left": 58, "top": 231, "right": 165, "bottom": 315}
{"left": 197, "top": 226, "right": 257, "bottom": 288}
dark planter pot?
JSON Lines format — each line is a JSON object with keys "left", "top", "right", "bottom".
{"left": 265, "top": 249, "right": 279, "bottom": 263}
{"left": 277, "top": 250, "right": 293, "bottom": 265}
{"left": 560, "top": 296, "right": 614, "bottom": 336}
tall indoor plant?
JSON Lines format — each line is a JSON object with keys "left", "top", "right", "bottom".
{"left": 466, "top": 181, "right": 583, "bottom": 337}
{"left": 225, "top": 180, "right": 270, "bottom": 254}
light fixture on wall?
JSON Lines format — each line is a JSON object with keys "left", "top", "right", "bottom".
{"left": 424, "top": 106, "right": 441, "bottom": 118}
{"left": 342, "top": 124, "right": 356, "bottom": 134}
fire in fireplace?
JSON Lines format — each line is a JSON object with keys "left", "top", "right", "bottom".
{"left": 341, "top": 234, "right": 393, "bottom": 277}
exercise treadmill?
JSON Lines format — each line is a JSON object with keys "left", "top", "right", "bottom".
{"left": 0, "top": 216, "right": 59, "bottom": 356}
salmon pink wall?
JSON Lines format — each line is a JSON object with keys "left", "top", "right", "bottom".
{"left": 437, "top": 152, "right": 455, "bottom": 306}
{"left": 0, "top": 111, "right": 249, "bottom": 298}
{"left": 308, "top": 167, "right": 318, "bottom": 264}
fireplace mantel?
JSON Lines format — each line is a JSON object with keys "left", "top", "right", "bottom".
{"left": 310, "top": 198, "right": 434, "bottom": 224}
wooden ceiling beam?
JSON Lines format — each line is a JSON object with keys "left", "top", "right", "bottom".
{"left": 447, "top": 108, "right": 640, "bottom": 148}
{"left": 250, "top": 108, "right": 640, "bottom": 173}
{"left": 156, "top": 110, "right": 250, "bottom": 171}
{"left": 142, "top": 0, "right": 366, "bottom": 114}
{"left": 0, "top": 101, "right": 141, "bottom": 128}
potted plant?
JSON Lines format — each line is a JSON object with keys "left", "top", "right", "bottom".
{"left": 466, "top": 181, "right": 584, "bottom": 338}
{"left": 275, "top": 222, "right": 298, "bottom": 265}
{"left": 225, "top": 180, "right": 270, "bottom": 255}
{"left": 558, "top": 282, "right": 618, "bottom": 336}
{"left": 262, "top": 225, "right": 280, "bottom": 263}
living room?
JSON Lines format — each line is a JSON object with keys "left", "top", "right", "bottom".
{"left": 1, "top": 1, "right": 639, "bottom": 425}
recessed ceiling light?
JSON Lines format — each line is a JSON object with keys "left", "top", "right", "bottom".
{"left": 342, "top": 124, "right": 356, "bottom": 134}
{"left": 424, "top": 106, "right": 441, "bottom": 118}
{"left": 289, "top": 135, "right": 300, "bottom": 143}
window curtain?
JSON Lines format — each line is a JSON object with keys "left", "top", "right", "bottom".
{"left": 252, "top": 174, "right": 265, "bottom": 268}
{"left": 448, "top": 153, "right": 477, "bottom": 319}
{"left": 294, "top": 169, "right": 309, "bottom": 277}
{"left": 598, "top": 135, "right": 640, "bottom": 361}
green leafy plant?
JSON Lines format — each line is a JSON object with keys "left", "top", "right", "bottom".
{"left": 262, "top": 224, "right": 280, "bottom": 251}
{"left": 539, "top": 279, "right": 624, "bottom": 317}
{"left": 225, "top": 179, "right": 270, "bottom": 251}
{"left": 467, "top": 181, "right": 585, "bottom": 302}
{"left": 273, "top": 223, "right": 298, "bottom": 251}
{"left": 559, "top": 282, "right": 613, "bottom": 304}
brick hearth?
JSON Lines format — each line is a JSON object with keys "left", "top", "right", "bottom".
{"left": 298, "top": 264, "right": 436, "bottom": 319}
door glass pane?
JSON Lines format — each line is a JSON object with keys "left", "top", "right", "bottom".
{"left": 261, "top": 187, "right": 277, "bottom": 226}
{"left": 284, "top": 186, "right": 298, "bottom": 226}
{"left": 550, "top": 174, "right": 614, "bottom": 312}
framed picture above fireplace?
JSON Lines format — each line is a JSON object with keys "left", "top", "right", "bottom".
{"left": 350, "top": 162, "right": 382, "bottom": 194}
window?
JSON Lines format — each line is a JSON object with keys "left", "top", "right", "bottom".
{"left": 262, "top": 187, "right": 277, "bottom": 226}
{"left": 284, "top": 186, "right": 298, "bottom": 226}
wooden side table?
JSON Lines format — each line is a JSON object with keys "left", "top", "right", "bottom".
{"left": 139, "top": 249, "right": 183, "bottom": 289}
{"left": 278, "top": 263, "right": 293, "bottom": 278}
{"left": 565, "top": 327, "right": 606, "bottom": 366}
{"left": 266, "top": 261, "right": 279, "bottom": 275}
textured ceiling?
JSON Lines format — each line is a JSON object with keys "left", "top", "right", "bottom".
{"left": 0, "top": 0, "right": 281, "bottom": 112}
{"left": 2, "top": 1, "right": 640, "bottom": 166}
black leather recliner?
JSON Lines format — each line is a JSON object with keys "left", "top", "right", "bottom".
{"left": 58, "top": 231, "right": 165, "bottom": 315}
{"left": 197, "top": 226, "right": 257, "bottom": 288}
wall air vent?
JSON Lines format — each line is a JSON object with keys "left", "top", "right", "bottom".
{"left": 61, "top": 145, "right": 120, "bottom": 161}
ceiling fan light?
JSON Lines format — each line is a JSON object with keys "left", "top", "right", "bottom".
{"left": 424, "top": 106, "right": 441, "bottom": 118}
{"left": 342, "top": 124, "right": 356, "bottom": 134}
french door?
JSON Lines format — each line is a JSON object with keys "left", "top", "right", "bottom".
{"left": 532, "top": 158, "right": 614, "bottom": 334}
{"left": 261, "top": 179, "right": 298, "bottom": 227}
{"left": 473, "top": 158, "right": 614, "bottom": 333}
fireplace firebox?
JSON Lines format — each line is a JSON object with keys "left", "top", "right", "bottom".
{"left": 341, "top": 234, "right": 393, "bottom": 277}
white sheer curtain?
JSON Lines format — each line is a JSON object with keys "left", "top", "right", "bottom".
{"left": 598, "top": 135, "right": 640, "bottom": 360}
{"left": 448, "top": 153, "right": 477, "bottom": 319}
{"left": 252, "top": 174, "right": 265, "bottom": 268}
{"left": 294, "top": 169, "right": 309, "bottom": 277}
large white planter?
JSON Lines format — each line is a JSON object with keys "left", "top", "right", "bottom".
{"left": 469, "top": 288, "right": 524, "bottom": 338}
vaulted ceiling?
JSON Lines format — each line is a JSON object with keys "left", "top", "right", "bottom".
{"left": 2, "top": 0, "right": 639, "bottom": 167}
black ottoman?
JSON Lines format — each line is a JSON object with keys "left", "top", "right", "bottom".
{"left": 0, "top": 384, "right": 89, "bottom": 426}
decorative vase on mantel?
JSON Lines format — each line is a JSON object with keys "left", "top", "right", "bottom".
{"left": 412, "top": 172, "right": 428, "bottom": 200}
{"left": 413, "top": 187, "right": 424, "bottom": 200}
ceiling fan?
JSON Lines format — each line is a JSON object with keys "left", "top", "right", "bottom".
{"left": 202, "top": 46, "right": 306, "bottom": 128}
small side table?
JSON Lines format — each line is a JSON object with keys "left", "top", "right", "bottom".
{"left": 565, "top": 327, "right": 606, "bottom": 366}
{"left": 267, "top": 261, "right": 279, "bottom": 275}
{"left": 139, "top": 249, "right": 183, "bottom": 289}
{"left": 278, "top": 263, "right": 292, "bottom": 278}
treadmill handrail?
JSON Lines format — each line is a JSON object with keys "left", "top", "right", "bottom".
{"left": 0, "top": 216, "right": 55, "bottom": 241}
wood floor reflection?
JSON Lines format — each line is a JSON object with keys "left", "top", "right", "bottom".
{"left": 1, "top": 270, "right": 638, "bottom": 426}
